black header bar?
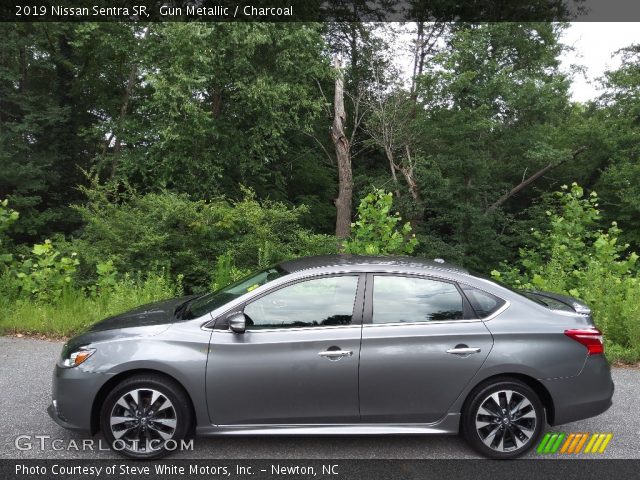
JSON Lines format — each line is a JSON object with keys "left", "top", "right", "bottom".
{"left": 3, "top": 0, "right": 640, "bottom": 22}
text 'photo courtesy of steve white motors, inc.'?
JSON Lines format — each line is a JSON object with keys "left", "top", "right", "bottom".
{"left": 13, "top": 462, "right": 340, "bottom": 478}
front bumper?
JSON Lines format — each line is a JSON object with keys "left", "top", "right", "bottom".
{"left": 48, "top": 363, "right": 114, "bottom": 433}
{"left": 47, "top": 401, "right": 87, "bottom": 432}
{"left": 542, "top": 355, "right": 614, "bottom": 426}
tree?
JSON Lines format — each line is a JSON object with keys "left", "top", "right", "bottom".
{"left": 364, "top": 71, "right": 425, "bottom": 204}
{"left": 409, "top": 23, "right": 577, "bottom": 269}
{"left": 0, "top": 199, "right": 19, "bottom": 264}
{"left": 323, "top": 19, "right": 393, "bottom": 237}
{"left": 105, "top": 23, "right": 330, "bottom": 203}
{"left": 331, "top": 55, "right": 353, "bottom": 238}
{"left": 0, "top": 23, "right": 140, "bottom": 241}
{"left": 594, "top": 44, "right": 640, "bottom": 248}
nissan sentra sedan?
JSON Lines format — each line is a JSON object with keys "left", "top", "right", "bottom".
{"left": 48, "top": 255, "right": 613, "bottom": 459}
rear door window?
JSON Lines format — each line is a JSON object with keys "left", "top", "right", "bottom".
{"left": 372, "top": 276, "right": 464, "bottom": 323}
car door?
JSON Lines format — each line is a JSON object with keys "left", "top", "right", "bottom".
{"left": 206, "top": 274, "right": 365, "bottom": 425}
{"left": 359, "top": 273, "right": 494, "bottom": 423}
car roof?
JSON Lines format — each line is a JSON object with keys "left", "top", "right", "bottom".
{"left": 277, "top": 254, "right": 469, "bottom": 275}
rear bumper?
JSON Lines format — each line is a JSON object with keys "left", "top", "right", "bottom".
{"left": 542, "top": 355, "right": 614, "bottom": 426}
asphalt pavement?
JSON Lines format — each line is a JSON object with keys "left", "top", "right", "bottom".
{"left": 0, "top": 336, "right": 637, "bottom": 459}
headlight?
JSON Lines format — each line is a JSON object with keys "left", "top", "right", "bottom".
{"left": 59, "top": 346, "right": 96, "bottom": 368}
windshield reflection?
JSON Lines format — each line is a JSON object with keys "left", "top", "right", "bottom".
{"left": 186, "top": 266, "right": 287, "bottom": 318}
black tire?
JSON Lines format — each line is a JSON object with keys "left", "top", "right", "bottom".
{"left": 100, "top": 374, "right": 192, "bottom": 459}
{"left": 461, "top": 378, "right": 545, "bottom": 459}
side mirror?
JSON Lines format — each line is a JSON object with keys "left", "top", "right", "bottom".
{"left": 228, "top": 312, "right": 246, "bottom": 334}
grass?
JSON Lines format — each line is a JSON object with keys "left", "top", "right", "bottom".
{"left": 605, "top": 342, "right": 640, "bottom": 365}
{"left": 0, "top": 274, "right": 179, "bottom": 337}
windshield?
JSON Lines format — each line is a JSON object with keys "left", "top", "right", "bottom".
{"left": 186, "top": 266, "right": 287, "bottom": 318}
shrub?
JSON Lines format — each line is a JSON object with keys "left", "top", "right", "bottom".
{"left": 210, "top": 252, "right": 252, "bottom": 291}
{"left": 73, "top": 182, "right": 336, "bottom": 292}
{"left": 12, "top": 240, "right": 80, "bottom": 302}
{"left": 343, "top": 188, "right": 418, "bottom": 255}
{"left": 0, "top": 199, "right": 19, "bottom": 265}
{"left": 0, "top": 198, "right": 183, "bottom": 336}
{"left": 492, "top": 183, "right": 640, "bottom": 362}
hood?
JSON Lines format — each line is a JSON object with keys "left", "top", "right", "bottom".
{"left": 85, "top": 295, "right": 197, "bottom": 334}
{"left": 61, "top": 295, "right": 200, "bottom": 360}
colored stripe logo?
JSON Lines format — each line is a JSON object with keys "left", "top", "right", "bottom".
{"left": 537, "top": 432, "right": 613, "bottom": 454}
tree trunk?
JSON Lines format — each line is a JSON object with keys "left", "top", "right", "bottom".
{"left": 402, "top": 145, "right": 422, "bottom": 202}
{"left": 331, "top": 55, "right": 352, "bottom": 239}
{"left": 110, "top": 62, "right": 138, "bottom": 178}
{"left": 384, "top": 145, "right": 399, "bottom": 185}
{"left": 109, "top": 27, "right": 149, "bottom": 178}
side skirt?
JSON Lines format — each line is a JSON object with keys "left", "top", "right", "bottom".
{"left": 196, "top": 413, "right": 460, "bottom": 436}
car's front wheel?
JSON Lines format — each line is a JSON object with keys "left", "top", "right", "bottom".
{"left": 462, "top": 378, "right": 544, "bottom": 459}
{"left": 100, "top": 374, "right": 192, "bottom": 459}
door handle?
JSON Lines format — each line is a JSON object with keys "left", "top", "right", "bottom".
{"left": 446, "top": 347, "right": 481, "bottom": 355}
{"left": 318, "top": 350, "right": 353, "bottom": 359}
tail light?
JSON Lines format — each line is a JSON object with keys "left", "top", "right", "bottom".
{"left": 564, "top": 328, "right": 604, "bottom": 355}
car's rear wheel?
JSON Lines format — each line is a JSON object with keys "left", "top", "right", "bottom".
{"left": 462, "top": 379, "right": 544, "bottom": 459}
{"left": 100, "top": 374, "right": 192, "bottom": 459}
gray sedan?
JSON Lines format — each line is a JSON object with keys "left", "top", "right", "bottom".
{"left": 48, "top": 255, "right": 614, "bottom": 459}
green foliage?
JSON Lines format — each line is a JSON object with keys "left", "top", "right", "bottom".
{"left": 1, "top": 21, "right": 640, "bottom": 367}
{"left": 0, "top": 199, "right": 19, "bottom": 265}
{"left": 210, "top": 252, "right": 252, "bottom": 292}
{"left": 492, "top": 183, "right": 640, "bottom": 361}
{"left": 86, "top": 259, "right": 119, "bottom": 297}
{"left": 0, "top": 23, "right": 138, "bottom": 242}
{"left": 0, "top": 271, "right": 180, "bottom": 337}
{"left": 409, "top": 23, "right": 574, "bottom": 271}
{"left": 593, "top": 44, "right": 640, "bottom": 250}
{"left": 218, "top": 187, "right": 337, "bottom": 271}
{"left": 73, "top": 181, "right": 336, "bottom": 292}
{"left": 0, "top": 23, "right": 336, "bottom": 245}
{"left": 11, "top": 240, "right": 79, "bottom": 302}
{"left": 0, "top": 199, "right": 19, "bottom": 235}
{"left": 107, "top": 23, "right": 330, "bottom": 201}
{"left": 0, "top": 201, "right": 181, "bottom": 336}
{"left": 0, "top": 187, "right": 334, "bottom": 336}
{"left": 343, "top": 189, "right": 418, "bottom": 255}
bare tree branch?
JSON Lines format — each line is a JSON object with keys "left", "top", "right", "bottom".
{"left": 302, "top": 131, "right": 334, "bottom": 165}
{"left": 486, "top": 146, "right": 588, "bottom": 213}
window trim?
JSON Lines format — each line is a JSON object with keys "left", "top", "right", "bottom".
{"left": 363, "top": 273, "right": 473, "bottom": 326}
{"left": 212, "top": 273, "right": 366, "bottom": 332}
{"left": 459, "top": 283, "right": 508, "bottom": 320}
{"left": 455, "top": 280, "right": 511, "bottom": 321}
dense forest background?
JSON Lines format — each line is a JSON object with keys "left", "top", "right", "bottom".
{"left": 0, "top": 21, "right": 639, "bottom": 359}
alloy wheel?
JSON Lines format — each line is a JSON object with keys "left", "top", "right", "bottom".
{"left": 475, "top": 389, "right": 537, "bottom": 453}
{"left": 109, "top": 388, "right": 177, "bottom": 454}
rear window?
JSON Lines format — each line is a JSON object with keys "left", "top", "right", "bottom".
{"left": 520, "top": 292, "right": 574, "bottom": 312}
{"left": 460, "top": 285, "right": 506, "bottom": 318}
